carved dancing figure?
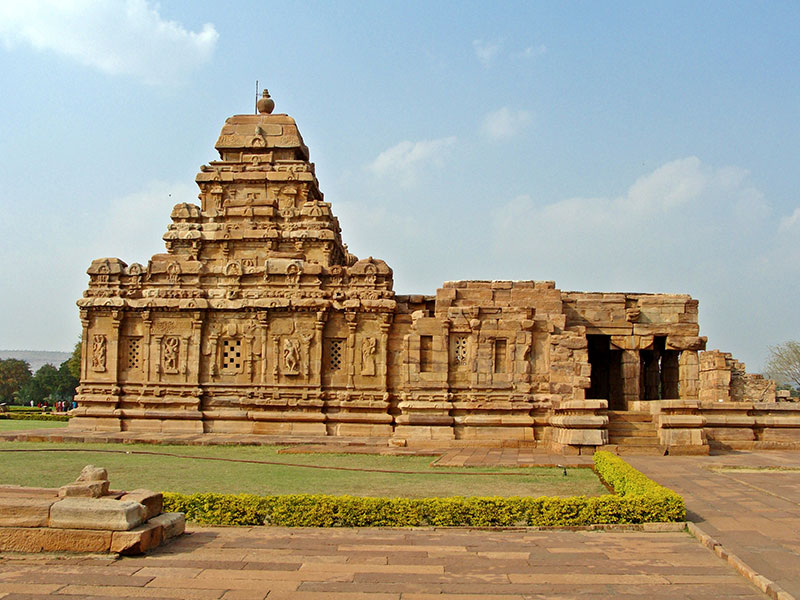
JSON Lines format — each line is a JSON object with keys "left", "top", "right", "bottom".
{"left": 361, "top": 336, "right": 377, "bottom": 376}
{"left": 283, "top": 337, "right": 301, "bottom": 373}
{"left": 91, "top": 335, "right": 107, "bottom": 372}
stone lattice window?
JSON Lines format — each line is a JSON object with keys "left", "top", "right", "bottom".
{"left": 125, "top": 337, "right": 142, "bottom": 370}
{"left": 222, "top": 339, "right": 242, "bottom": 373}
{"left": 327, "top": 338, "right": 344, "bottom": 371}
{"left": 453, "top": 335, "right": 469, "bottom": 366}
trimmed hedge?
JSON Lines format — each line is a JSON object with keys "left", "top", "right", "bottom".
{"left": 0, "top": 413, "right": 70, "bottom": 422}
{"left": 162, "top": 451, "right": 684, "bottom": 527}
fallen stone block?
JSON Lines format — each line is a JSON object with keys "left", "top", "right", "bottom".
{"left": 120, "top": 489, "right": 163, "bottom": 521}
{"left": 0, "top": 527, "right": 112, "bottom": 553}
{"left": 149, "top": 512, "right": 185, "bottom": 540}
{"left": 58, "top": 480, "right": 110, "bottom": 498}
{"left": 0, "top": 497, "right": 56, "bottom": 527}
{"left": 49, "top": 497, "right": 146, "bottom": 531}
{"left": 110, "top": 519, "right": 164, "bottom": 555}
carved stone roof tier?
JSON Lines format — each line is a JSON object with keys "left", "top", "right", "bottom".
{"left": 79, "top": 108, "right": 395, "bottom": 312}
{"left": 212, "top": 114, "right": 309, "bottom": 160}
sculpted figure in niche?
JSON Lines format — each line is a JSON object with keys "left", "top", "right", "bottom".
{"left": 163, "top": 336, "right": 180, "bottom": 373}
{"left": 283, "top": 337, "right": 301, "bottom": 374}
{"left": 167, "top": 262, "right": 181, "bottom": 285}
{"left": 361, "top": 336, "right": 376, "bottom": 376}
{"left": 91, "top": 335, "right": 107, "bottom": 372}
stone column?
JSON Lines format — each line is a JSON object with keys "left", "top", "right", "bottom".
{"left": 644, "top": 353, "right": 660, "bottom": 400}
{"left": 271, "top": 335, "right": 280, "bottom": 383}
{"left": 153, "top": 335, "right": 164, "bottom": 381}
{"left": 313, "top": 311, "right": 326, "bottom": 387}
{"left": 469, "top": 320, "right": 480, "bottom": 388}
{"left": 109, "top": 310, "right": 123, "bottom": 384}
{"left": 258, "top": 312, "right": 269, "bottom": 384}
{"left": 679, "top": 350, "right": 699, "bottom": 400}
{"left": 621, "top": 350, "right": 641, "bottom": 409}
{"left": 442, "top": 318, "right": 451, "bottom": 388}
{"left": 380, "top": 313, "right": 393, "bottom": 392}
{"left": 142, "top": 311, "right": 152, "bottom": 382}
{"left": 345, "top": 312, "right": 357, "bottom": 390}
{"left": 661, "top": 351, "right": 680, "bottom": 399}
{"left": 79, "top": 309, "right": 90, "bottom": 381}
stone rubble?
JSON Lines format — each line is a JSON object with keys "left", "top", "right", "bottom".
{"left": 0, "top": 465, "right": 184, "bottom": 555}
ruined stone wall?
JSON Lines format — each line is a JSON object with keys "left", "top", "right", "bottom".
{"left": 699, "top": 350, "right": 776, "bottom": 403}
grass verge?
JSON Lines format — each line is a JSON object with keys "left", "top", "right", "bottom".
{"left": 0, "top": 441, "right": 605, "bottom": 498}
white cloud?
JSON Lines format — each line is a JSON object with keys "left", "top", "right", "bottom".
{"left": 779, "top": 207, "right": 800, "bottom": 233}
{"left": 0, "top": 0, "right": 218, "bottom": 85}
{"left": 472, "top": 39, "right": 501, "bottom": 67}
{"left": 512, "top": 44, "right": 547, "bottom": 59}
{"left": 481, "top": 107, "right": 532, "bottom": 140}
{"left": 368, "top": 137, "right": 456, "bottom": 187}
{"left": 491, "top": 157, "right": 775, "bottom": 287}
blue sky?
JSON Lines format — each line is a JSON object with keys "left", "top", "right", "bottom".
{"left": 0, "top": 1, "right": 797, "bottom": 372}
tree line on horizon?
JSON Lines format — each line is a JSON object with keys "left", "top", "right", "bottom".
{"left": 0, "top": 342, "right": 80, "bottom": 407}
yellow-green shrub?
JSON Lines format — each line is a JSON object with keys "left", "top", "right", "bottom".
{"left": 163, "top": 454, "right": 684, "bottom": 527}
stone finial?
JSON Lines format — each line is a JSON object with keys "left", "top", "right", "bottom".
{"left": 257, "top": 89, "right": 275, "bottom": 114}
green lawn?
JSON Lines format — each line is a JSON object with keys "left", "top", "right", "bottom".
{"left": 0, "top": 420, "right": 68, "bottom": 430}
{"left": 0, "top": 440, "right": 606, "bottom": 498}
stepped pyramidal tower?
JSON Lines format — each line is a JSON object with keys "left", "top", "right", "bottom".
{"left": 73, "top": 92, "right": 783, "bottom": 453}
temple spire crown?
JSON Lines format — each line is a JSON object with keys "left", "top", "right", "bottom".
{"left": 257, "top": 89, "right": 275, "bottom": 114}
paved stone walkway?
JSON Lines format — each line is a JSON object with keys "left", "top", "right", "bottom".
{"left": 0, "top": 525, "right": 765, "bottom": 599}
{"left": 628, "top": 451, "right": 800, "bottom": 599}
{"left": 1, "top": 429, "right": 796, "bottom": 597}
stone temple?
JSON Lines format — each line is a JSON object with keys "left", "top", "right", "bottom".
{"left": 72, "top": 92, "right": 799, "bottom": 454}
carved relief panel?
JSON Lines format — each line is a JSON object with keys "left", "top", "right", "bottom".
{"left": 162, "top": 336, "right": 180, "bottom": 374}
{"left": 91, "top": 335, "right": 107, "bottom": 372}
{"left": 360, "top": 336, "right": 376, "bottom": 376}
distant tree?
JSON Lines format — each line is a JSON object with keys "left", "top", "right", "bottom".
{"left": 765, "top": 341, "right": 800, "bottom": 392}
{"left": 56, "top": 360, "right": 79, "bottom": 400}
{"left": 66, "top": 340, "right": 81, "bottom": 380}
{"left": 18, "top": 364, "right": 59, "bottom": 406}
{"left": 16, "top": 360, "right": 78, "bottom": 406}
{"left": 0, "top": 359, "right": 32, "bottom": 404}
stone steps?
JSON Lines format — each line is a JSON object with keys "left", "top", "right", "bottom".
{"left": 599, "top": 443, "right": 667, "bottom": 456}
{"left": 605, "top": 410, "right": 664, "bottom": 454}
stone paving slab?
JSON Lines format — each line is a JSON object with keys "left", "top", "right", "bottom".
{"left": 0, "top": 525, "right": 765, "bottom": 599}
{"left": 628, "top": 450, "right": 800, "bottom": 599}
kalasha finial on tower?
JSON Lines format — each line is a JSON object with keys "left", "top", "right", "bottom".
{"left": 257, "top": 89, "right": 275, "bottom": 114}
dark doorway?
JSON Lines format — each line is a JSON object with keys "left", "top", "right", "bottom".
{"left": 639, "top": 336, "right": 680, "bottom": 400}
{"left": 587, "top": 335, "right": 624, "bottom": 410}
